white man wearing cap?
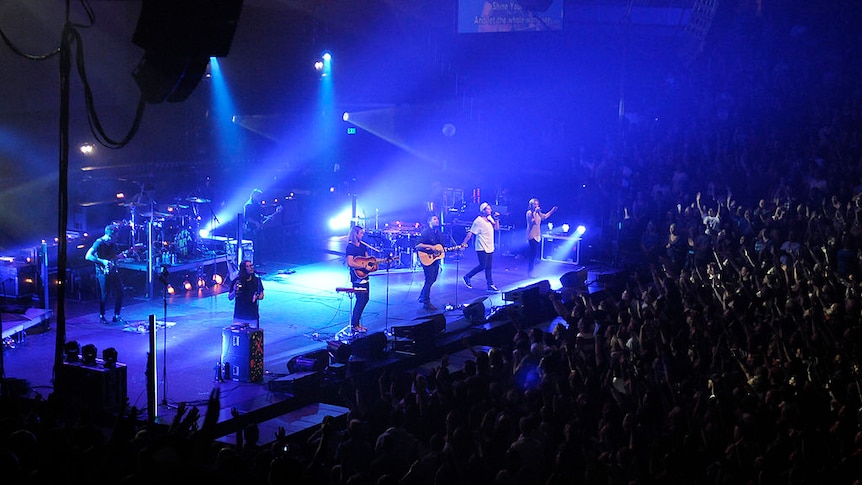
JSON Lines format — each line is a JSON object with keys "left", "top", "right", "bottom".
{"left": 461, "top": 202, "right": 501, "bottom": 291}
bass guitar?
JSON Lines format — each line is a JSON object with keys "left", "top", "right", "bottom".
{"left": 352, "top": 255, "right": 399, "bottom": 278}
{"left": 417, "top": 244, "right": 463, "bottom": 267}
{"left": 244, "top": 205, "right": 284, "bottom": 237}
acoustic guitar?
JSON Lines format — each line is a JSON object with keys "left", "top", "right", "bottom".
{"left": 352, "top": 255, "right": 399, "bottom": 278}
{"left": 417, "top": 244, "right": 464, "bottom": 266}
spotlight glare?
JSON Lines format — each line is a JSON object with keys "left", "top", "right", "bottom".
{"left": 212, "top": 274, "right": 224, "bottom": 285}
{"left": 342, "top": 112, "right": 350, "bottom": 122}
{"left": 183, "top": 280, "right": 193, "bottom": 291}
{"left": 167, "top": 284, "right": 175, "bottom": 295}
{"left": 575, "top": 225, "right": 587, "bottom": 237}
{"left": 561, "top": 223, "right": 570, "bottom": 233}
{"left": 322, "top": 52, "right": 331, "bottom": 61}
{"left": 199, "top": 228, "right": 210, "bottom": 238}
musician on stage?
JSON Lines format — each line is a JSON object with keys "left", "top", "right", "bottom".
{"left": 85, "top": 224, "right": 126, "bottom": 324}
{"left": 346, "top": 225, "right": 371, "bottom": 333}
{"left": 414, "top": 214, "right": 454, "bottom": 310}
{"left": 526, "top": 198, "right": 558, "bottom": 278}
{"left": 461, "top": 202, "right": 501, "bottom": 292}
{"left": 228, "top": 260, "right": 265, "bottom": 328}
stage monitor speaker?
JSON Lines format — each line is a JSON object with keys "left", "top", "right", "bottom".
{"left": 221, "top": 325, "right": 264, "bottom": 383}
{"left": 412, "top": 312, "right": 447, "bottom": 334}
{"left": 560, "top": 267, "right": 588, "bottom": 289}
{"left": 502, "top": 280, "right": 556, "bottom": 326}
{"left": 349, "top": 332, "right": 388, "bottom": 360}
{"left": 463, "top": 297, "right": 487, "bottom": 325}
{"left": 393, "top": 319, "right": 437, "bottom": 356}
{"left": 287, "top": 349, "right": 329, "bottom": 374}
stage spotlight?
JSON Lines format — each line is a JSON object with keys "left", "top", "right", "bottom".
{"left": 183, "top": 279, "right": 193, "bottom": 291}
{"left": 197, "top": 276, "right": 206, "bottom": 288}
{"left": 103, "top": 347, "right": 118, "bottom": 367}
{"left": 167, "top": 284, "right": 176, "bottom": 295}
{"left": 212, "top": 273, "right": 224, "bottom": 285}
{"left": 547, "top": 222, "right": 553, "bottom": 231}
{"left": 64, "top": 341, "right": 80, "bottom": 363}
{"left": 561, "top": 223, "right": 570, "bottom": 233}
{"left": 342, "top": 112, "right": 350, "bottom": 121}
{"left": 575, "top": 225, "right": 586, "bottom": 237}
{"left": 81, "top": 344, "right": 98, "bottom": 366}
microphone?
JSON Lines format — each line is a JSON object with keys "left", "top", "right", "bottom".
{"left": 158, "top": 265, "right": 169, "bottom": 285}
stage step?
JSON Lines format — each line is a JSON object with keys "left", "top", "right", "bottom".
{"left": 217, "top": 402, "right": 349, "bottom": 447}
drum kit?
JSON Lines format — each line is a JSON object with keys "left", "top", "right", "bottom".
{"left": 117, "top": 196, "right": 212, "bottom": 264}
{"left": 364, "top": 220, "right": 424, "bottom": 269}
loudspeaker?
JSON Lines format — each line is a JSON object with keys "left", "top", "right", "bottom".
{"left": 221, "top": 325, "right": 264, "bottom": 382}
{"left": 560, "top": 267, "right": 588, "bottom": 289}
{"left": 463, "top": 297, "right": 487, "bottom": 325}
{"left": 287, "top": 349, "right": 329, "bottom": 374}
{"left": 503, "top": 280, "right": 556, "bottom": 326}
{"left": 132, "top": 0, "right": 243, "bottom": 103}
{"left": 132, "top": 0, "right": 244, "bottom": 57}
{"left": 351, "top": 332, "right": 388, "bottom": 360}
{"left": 393, "top": 319, "right": 437, "bottom": 356}
{"left": 55, "top": 361, "right": 128, "bottom": 414}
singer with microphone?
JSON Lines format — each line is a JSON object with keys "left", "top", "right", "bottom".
{"left": 228, "top": 260, "right": 265, "bottom": 328}
{"left": 461, "top": 202, "right": 501, "bottom": 292}
{"left": 526, "top": 198, "right": 558, "bottom": 278}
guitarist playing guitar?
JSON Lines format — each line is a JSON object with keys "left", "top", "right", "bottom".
{"left": 414, "top": 214, "right": 466, "bottom": 310}
{"left": 345, "top": 225, "right": 375, "bottom": 333}
{"left": 85, "top": 223, "right": 126, "bottom": 324}
{"left": 242, "top": 188, "right": 283, "bottom": 240}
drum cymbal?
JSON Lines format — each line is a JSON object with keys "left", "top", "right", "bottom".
{"left": 186, "top": 196, "right": 211, "bottom": 204}
{"left": 119, "top": 201, "right": 147, "bottom": 207}
{"left": 166, "top": 204, "right": 189, "bottom": 210}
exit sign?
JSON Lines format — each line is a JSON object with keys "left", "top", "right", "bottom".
{"left": 347, "top": 127, "right": 356, "bottom": 135}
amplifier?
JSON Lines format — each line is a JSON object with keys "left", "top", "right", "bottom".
{"left": 221, "top": 325, "right": 264, "bottom": 383}
{"left": 0, "top": 262, "right": 37, "bottom": 298}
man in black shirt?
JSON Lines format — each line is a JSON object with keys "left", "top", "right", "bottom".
{"left": 85, "top": 224, "right": 125, "bottom": 324}
{"left": 414, "top": 214, "right": 450, "bottom": 310}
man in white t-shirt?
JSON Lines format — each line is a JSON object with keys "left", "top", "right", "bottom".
{"left": 461, "top": 202, "right": 501, "bottom": 291}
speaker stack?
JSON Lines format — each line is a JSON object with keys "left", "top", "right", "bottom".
{"left": 221, "top": 324, "right": 264, "bottom": 383}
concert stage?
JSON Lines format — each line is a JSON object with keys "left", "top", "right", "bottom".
{"left": 2, "top": 240, "right": 622, "bottom": 445}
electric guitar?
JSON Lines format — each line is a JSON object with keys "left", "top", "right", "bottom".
{"left": 352, "top": 255, "right": 400, "bottom": 278}
{"left": 95, "top": 259, "right": 118, "bottom": 275}
{"left": 417, "top": 244, "right": 464, "bottom": 266}
{"left": 244, "top": 205, "right": 283, "bottom": 236}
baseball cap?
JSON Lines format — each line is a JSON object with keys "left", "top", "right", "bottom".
{"left": 479, "top": 202, "right": 490, "bottom": 211}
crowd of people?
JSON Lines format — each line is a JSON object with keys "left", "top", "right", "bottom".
{"left": 3, "top": 2, "right": 862, "bottom": 484}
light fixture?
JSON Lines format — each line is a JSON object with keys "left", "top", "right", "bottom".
{"left": 183, "top": 279, "right": 193, "bottom": 291}
{"left": 81, "top": 344, "right": 98, "bottom": 366}
{"left": 561, "top": 223, "right": 570, "bottom": 233}
{"left": 547, "top": 222, "right": 553, "bottom": 232}
{"left": 64, "top": 341, "right": 80, "bottom": 363}
{"left": 212, "top": 273, "right": 224, "bottom": 285}
{"left": 103, "top": 347, "right": 118, "bottom": 367}
{"left": 167, "top": 284, "right": 175, "bottom": 295}
{"left": 197, "top": 275, "right": 206, "bottom": 289}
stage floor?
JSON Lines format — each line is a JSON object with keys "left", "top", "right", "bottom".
{"left": 2, "top": 237, "right": 619, "bottom": 440}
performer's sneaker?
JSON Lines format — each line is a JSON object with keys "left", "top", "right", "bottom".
{"left": 112, "top": 315, "right": 126, "bottom": 325}
{"left": 463, "top": 276, "right": 472, "bottom": 289}
{"left": 99, "top": 315, "right": 108, "bottom": 324}
{"left": 352, "top": 324, "right": 367, "bottom": 333}
{"left": 487, "top": 285, "right": 500, "bottom": 292}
